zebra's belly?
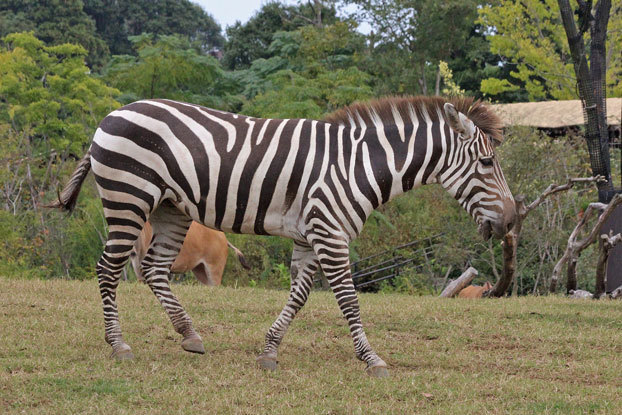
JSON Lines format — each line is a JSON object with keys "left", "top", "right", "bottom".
{"left": 179, "top": 195, "right": 306, "bottom": 241}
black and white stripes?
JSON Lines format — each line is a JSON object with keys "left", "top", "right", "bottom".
{"left": 50, "top": 95, "right": 516, "bottom": 376}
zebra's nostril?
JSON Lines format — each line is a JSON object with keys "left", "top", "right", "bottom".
{"left": 506, "top": 220, "right": 515, "bottom": 233}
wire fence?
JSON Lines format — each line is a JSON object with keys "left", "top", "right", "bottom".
{"left": 313, "top": 234, "right": 444, "bottom": 291}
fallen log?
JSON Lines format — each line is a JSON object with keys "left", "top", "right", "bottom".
{"left": 439, "top": 267, "right": 478, "bottom": 298}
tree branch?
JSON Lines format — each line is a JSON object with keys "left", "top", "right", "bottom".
{"left": 525, "top": 176, "right": 605, "bottom": 213}
{"left": 550, "top": 193, "right": 622, "bottom": 292}
{"left": 486, "top": 176, "right": 601, "bottom": 297}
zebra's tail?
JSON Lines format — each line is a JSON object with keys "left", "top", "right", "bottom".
{"left": 44, "top": 149, "right": 92, "bottom": 212}
{"left": 227, "top": 241, "right": 251, "bottom": 270}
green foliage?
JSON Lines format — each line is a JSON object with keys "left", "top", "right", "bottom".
{"left": 0, "top": 31, "right": 119, "bottom": 196}
{"left": 82, "top": 0, "right": 224, "bottom": 56}
{"left": 102, "top": 34, "right": 239, "bottom": 110}
{"left": 478, "top": 0, "right": 622, "bottom": 100}
{"left": 242, "top": 70, "right": 324, "bottom": 119}
{"left": 0, "top": 33, "right": 118, "bottom": 279}
{"left": 222, "top": 1, "right": 339, "bottom": 70}
{"left": 345, "top": 0, "right": 484, "bottom": 95}
{"left": 438, "top": 61, "right": 464, "bottom": 97}
{"left": 239, "top": 22, "right": 372, "bottom": 118}
{"left": 242, "top": 67, "right": 373, "bottom": 119}
{"left": 445, "top": 26, "right": 529, "bottom": 103}
{"left": 0, "top": 0, "right": 110, "bottom": 68}
{"left": 377, "top": 270, "right": 436, "bottom": 296}
{"left": 480, "top": 78, "right": 520, "bottom": 96}
{"left": 0, "top": 32, "right": 119, "bottom": 148}
{"left": 222, "top": 233, "right": 294, "bottom": 289}
{"left": 0, "top": 178, "right": 107, "bottom": 280}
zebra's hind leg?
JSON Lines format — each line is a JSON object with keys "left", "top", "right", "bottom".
{"left": 310, "top": 235, "right": 389, "bottom": 378}
{"left": 141, "top": 201, "right": 204, "bottom": 354}
{"left": 257, "top": 241, "right": 318, "bottom": 371}
{"left": 97, "top": 224, "right": 142, "bottom": 360}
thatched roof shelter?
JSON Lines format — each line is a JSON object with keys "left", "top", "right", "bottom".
{"left": 491, "top": 98, "right": 621, "bottom": 128}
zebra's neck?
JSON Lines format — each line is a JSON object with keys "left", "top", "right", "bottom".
{"left": 327, "top": 115, "right": 448, "bottom": 239}
{"left": 351, "top": 114, "right": 447, "bottom": 207}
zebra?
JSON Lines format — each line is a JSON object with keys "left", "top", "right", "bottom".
{"left": 47, "top": 96, "right": 516, "bottom": 377}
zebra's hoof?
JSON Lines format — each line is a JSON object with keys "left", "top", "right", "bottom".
{"left": 111, "top": 344, "right": 134, "bottom": 360}
{"left": 181, "top": 336, "right": 205, "bottom": 354}
{"left": 256, "top": 353, "right": 278, "bottom": 371}
{"left": 366, "top": 364, "right": 389, "bottom": 378}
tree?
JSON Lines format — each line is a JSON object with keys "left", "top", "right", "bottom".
{"left": 103, "top": 34, "right": 239, "bottom": 111}
{"left": 238, "top": 22, "right": 372, "bottom": 118}
{"left": 222, "top": 1, "right": 338, "bottom": 70}
{"left": 345, "top": 0, "right": 483, "bottom": 96}
{"left": 0, "top": 32, "right": 120, "bottom": 213}
{"left": 557, "top": 0, "right": 616, "bottom": 200}
{"left": 0, "top": 0, "right": 109, "bottom": 68}
{"left": 478, "top": 0, "right": 622, "bottom": 101}
{"left": 82, "top": 0, "right": 224, "bottom": 56}
{"left": 242, "top": 67, "right": 373, "bottom": 119}
{"left": 445, "top": 25, "right": 529, "bottom": 102}
{"left": 0, "top": 32, "right": 119, "bottom": 278}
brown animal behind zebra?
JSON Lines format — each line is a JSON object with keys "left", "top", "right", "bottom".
{"left": 458, "top": 281, "right": 493, "bottom": 298}
{"left": 130, "top": 221, "right": 250, "bottom": 286}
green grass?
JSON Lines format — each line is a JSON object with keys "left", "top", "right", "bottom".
{"left": 1, "top": 278, "right": 621, "bottom": 414}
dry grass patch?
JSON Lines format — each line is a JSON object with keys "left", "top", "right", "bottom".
{"left": 1, "top": 278, "right": 621, "bottom": 414}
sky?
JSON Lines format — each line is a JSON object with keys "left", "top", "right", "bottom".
{"left": 194, "top": 0, "right": 300, "bottom": 29}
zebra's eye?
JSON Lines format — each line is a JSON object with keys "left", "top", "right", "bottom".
{"left": 479, "top": 157, "right": 494, "bottom": 167}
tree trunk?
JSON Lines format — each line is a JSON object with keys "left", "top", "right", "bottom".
{"left": 435, "top": 65, "right": 441, "bottom": 96}
{"left": 484, "top": 177, "right": 602, "bottom": 296}
{"left": 502, "top": 231, "right": 518, "bottom": 296}
{"left": 488, "top": 239, "right": 500, "bottom": 282}
{"left": 566, "top": 257, "right": 578, "bottom": 293}
{"left": 595, "top": 236, "right": 607, "bottom": 296}
{"left": 419, "top": 61, "right": 428, "bottom": 95}
{"left": 595, "top": 232, "right": 622, "bottom": 297}
{"left": 487, "top": 197, "right": 524, "bottom": 297}
{"left": 557, "top": 0, "right": 613, "bottom": 200}
{"left": 312, "top": 0, "right": 323, "bottom": 27}
{"left": 439, "top": 267, "right": 478, "bottom": 298}
{"left": 550, "top": 194, "right": 622, "bottom": 292}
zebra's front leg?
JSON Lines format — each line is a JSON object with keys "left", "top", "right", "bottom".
{"left": 257, "top": 242, "right": 318, "bottom": 371}
{"left": 143, "top": 203, "right": 204, "bottom": 354}
{"left": 312, "top": 238, "right": 389, "bottom": 378}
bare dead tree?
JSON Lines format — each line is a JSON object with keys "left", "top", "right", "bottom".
{"left": 486, "top": 176, "right": 604, "bottom": 297}
{"left": 550, "top": 193, "right": 622, "bottom": 293}
{"left": 595, "top": 231, "right": 622, "bottom": 297}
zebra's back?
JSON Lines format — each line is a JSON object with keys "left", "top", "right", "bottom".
{"left": 91, "top": 99, "right": 327, "bottom": 240}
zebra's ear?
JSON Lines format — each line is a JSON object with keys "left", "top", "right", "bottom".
{"left": 444, "top": 103, "right": 476, "bottom": 139}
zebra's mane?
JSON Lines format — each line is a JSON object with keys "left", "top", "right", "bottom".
{"left": 324, "top": 96, "right": 504, "bottom": 143}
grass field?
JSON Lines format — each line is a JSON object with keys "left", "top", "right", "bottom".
{"left": 1, "top": 278, "right": 621, "bottom": 414}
